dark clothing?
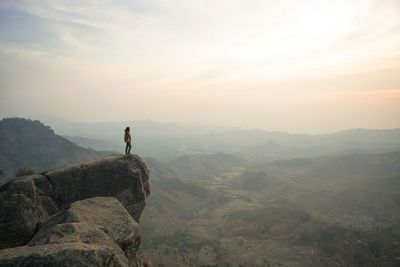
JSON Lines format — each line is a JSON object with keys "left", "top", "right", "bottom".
{"left": 125, "top": 142, "right": 131, "bottom": 155}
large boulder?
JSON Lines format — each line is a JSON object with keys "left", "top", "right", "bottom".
{"left": 0, "top": 242, "right": 130, "bottom": 267}
{"left": 31, "top": 197, "right": 141, "bottom": 259}
{"left": 0, "top": 155, "right": 150, "bottom": 249}
{"left": 0, "top": 197, "right": 145, "bottom": 266}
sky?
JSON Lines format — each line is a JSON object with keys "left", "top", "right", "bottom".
{"left": 0, "top": 0, "right": 399, "bottom": 133}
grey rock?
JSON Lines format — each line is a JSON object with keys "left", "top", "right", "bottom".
{"left": 0, "top": 155, "right": 150, "bottom": 249}
{"left": 31, "top": 197, "right": 141, "bottom": 259}
{"left": 0, "top": 242, "right": 130, "bottom": 267}
{"left": 0, "top": 197, "right": 146, "bottom": 266}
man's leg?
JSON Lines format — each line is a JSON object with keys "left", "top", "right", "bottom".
{"left": 128, "top": 142, "right": 132, "bottom": 155}
{"left": 125, "top": 143, "right": 129, "bottom": 155}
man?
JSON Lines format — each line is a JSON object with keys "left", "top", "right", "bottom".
{"left": 124, "top": 127, "right": 132, "bottom": 155}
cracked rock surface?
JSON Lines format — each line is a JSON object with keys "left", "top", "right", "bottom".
{"left": 0, "top": 155, "right": 150, "bottom": 266}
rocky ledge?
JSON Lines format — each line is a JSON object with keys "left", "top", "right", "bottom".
{"left": 0, "top": 155, "right": 150, "bottom": 266}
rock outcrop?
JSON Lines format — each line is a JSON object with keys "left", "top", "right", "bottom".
{"left": 0, "top": 155, "right": 150, "bottom": 266}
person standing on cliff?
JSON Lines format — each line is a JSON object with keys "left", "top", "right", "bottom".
{"left": 124, "top": 127, "right": 132, "bottom": 155}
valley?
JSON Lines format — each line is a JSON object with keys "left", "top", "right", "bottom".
{"left": 1, "top": 118, "right": 399, "bottom": 266}
{"left": 140, "top": 152, "right": 400, "bottom": 266}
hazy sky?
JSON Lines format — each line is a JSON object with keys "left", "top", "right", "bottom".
{"left": 1, "top": 0, "right": 399, "bottom": 133}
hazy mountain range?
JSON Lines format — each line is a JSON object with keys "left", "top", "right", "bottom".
{"left": 2, "top": 117, "right": 399, "bottom": 182}
{"left": 1, "top": 117, "right": 400, "bottom": 265}
{"left": 40, "top": 117, "right": 400, "bottom": 160}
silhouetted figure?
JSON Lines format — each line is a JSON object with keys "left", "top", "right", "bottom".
{"left": 124, "top": 127, "right": 132, "bottom": 155}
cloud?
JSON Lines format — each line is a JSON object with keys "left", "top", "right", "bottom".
{"left": 1, "top": 0, "right": 400, "bottom": 132}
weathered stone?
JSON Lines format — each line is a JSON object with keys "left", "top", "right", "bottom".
{"left": 0, "top": 155, "right": 150, "bottom": 249}
{"left": 0, "top": 197, "right": 147, "bottom": 266}
{"left": 28, "top": 221, "right": 130, "bottom": 266}
{"left": 0, "top": 193, "right": 38, "bottom": 247}
{"left": 0, "top": 242, "right": 130, "bottom": 267}
{"left": 31, "top": 197, "right": 141, "bottom": 259}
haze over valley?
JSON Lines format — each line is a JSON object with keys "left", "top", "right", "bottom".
{"left": 1, "top": 117, "right": 399, "bottom": 266}
{"left": 1, "top": 0, "right": 400, "bottom": 266}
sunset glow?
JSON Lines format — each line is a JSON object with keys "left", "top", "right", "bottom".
{"left": 1, "top": 0, "right": 399, "bottom": 132}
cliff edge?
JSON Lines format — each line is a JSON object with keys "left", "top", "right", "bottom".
{"left": 0, "top": 155, "right": 150, "bottom": 266}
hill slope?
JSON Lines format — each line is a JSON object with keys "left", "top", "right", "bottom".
{"left": 0, "top": 118, "right": 110, "bottom": 184}
{"left": 140, "top": 151, "right": 400, "bottom": 266}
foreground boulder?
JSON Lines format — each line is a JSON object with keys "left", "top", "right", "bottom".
{"left": 0, "top": 155, "right": 150, "bottom": 249}
{"left": 31, "top": 197, "right": 141, "bottom": 259}
{"left": 0, "top": 242, "right": 130, "bottom": 267}
{"left": 0, "top": 197, "right": 143, "bottom": 266}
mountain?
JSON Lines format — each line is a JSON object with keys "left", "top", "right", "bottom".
{"left": 39, "top": 116, "right": 237, "bottom": 139}
{"left": 0, "top": 118, "right": 111, "bottom": 184}
{"left": 39, "top": 117, "right": 400, "bottom": 160}
{"left": 205, "top": 128, "right": 400, "bottom": 159}
{"left": 2, "top": 116, "right": 399, "bottom": 265}
{"left": 314, "top": 128, "right": 400, "bottom": 144}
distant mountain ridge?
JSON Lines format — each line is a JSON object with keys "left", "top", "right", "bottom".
{"left": 40, "top": 117, "right": 400, "bottom": 160}
{"left": 0, "top": 118, "right": 110, "bottom": 184}
{"left": 63, "top": 135, "right": 120, "bottom": 152}
{"left": 3, "top": 117, "right": 399, "bottom": 162}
